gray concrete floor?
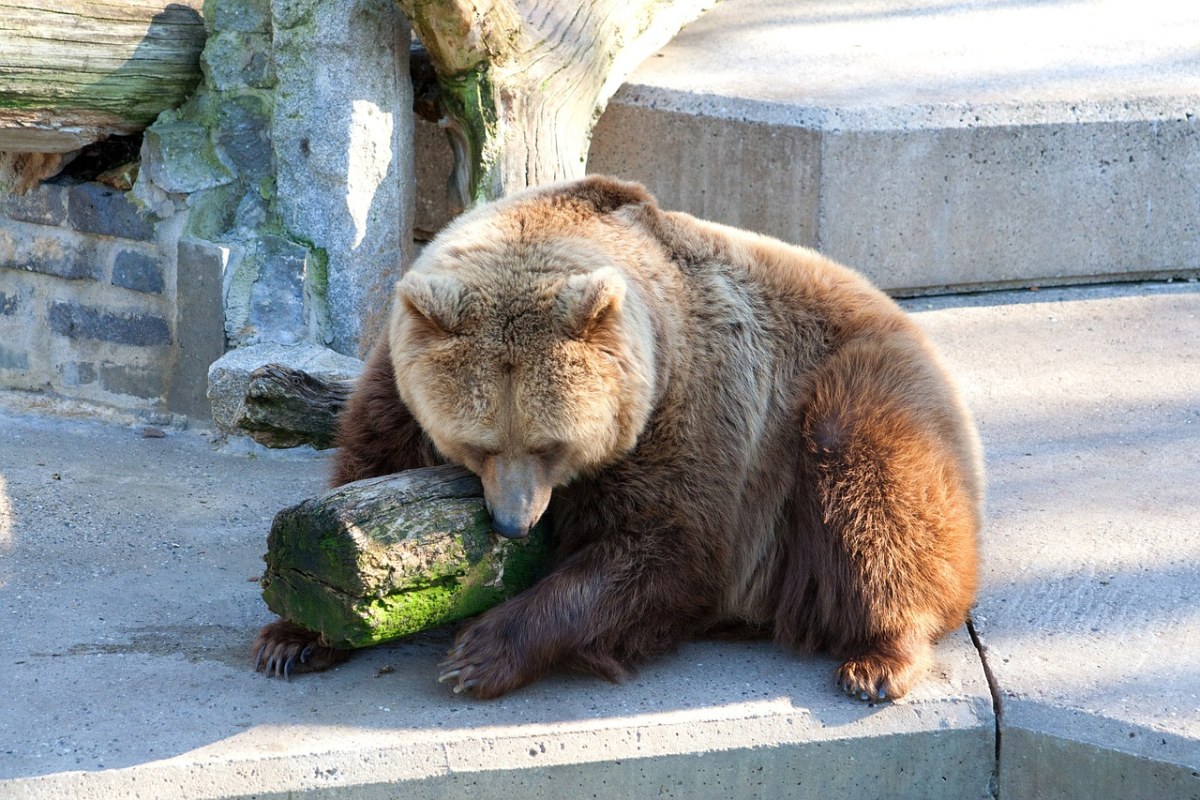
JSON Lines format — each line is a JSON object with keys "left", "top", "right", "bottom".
{"left": 1, "top": 281, "right": 1198, "bottom": 798}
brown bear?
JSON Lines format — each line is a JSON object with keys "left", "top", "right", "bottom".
{"left": 254, "top": 175, "right": 983, "bottom": 702}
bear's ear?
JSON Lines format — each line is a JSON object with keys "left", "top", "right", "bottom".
{"left": 568, "top": 175, "right": 654, "bottom": 214}
{"left": 396, "top": 271, "right": 472, "bottom": 338}
{"left": 560, "top": 267, "right": 627, "bottom": 340}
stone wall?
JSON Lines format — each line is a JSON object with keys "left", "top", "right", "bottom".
{"left": 134, "top": 0, "right": 414, "bottom": 360}
{"left": 0, "top": 0, "right": 415, "bottom": 424}
{"left": 0, "top": 179, "right": 222, "bottom": 419}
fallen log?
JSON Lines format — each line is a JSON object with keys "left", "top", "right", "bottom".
{"left": 261, "top": 465, "right": 550, "bottom": 648}
{"left": 237, "top": 364, "right": 355, "bottom": 450}
{"left": 0, "top": 1, "right": 206, "bottom": 153}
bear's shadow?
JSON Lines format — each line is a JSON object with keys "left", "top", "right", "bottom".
{"left": 285, "top": 627, "right": 983, "bottom": 736}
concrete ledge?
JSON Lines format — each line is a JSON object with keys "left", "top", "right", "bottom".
{"left": 908, "top": 281, "right": 1200, "bottom": 799}
{"left": 0, "top": 406, "right": 990, "bottom": 799}
{"left": 3, "top": 280, "right": 1198, "bottom": 799}
{"left": 586, "top": 0, "right": 1200, "bottom": 293}
{"left": 418, "top": 0, "right": 1200, "bottom": 293}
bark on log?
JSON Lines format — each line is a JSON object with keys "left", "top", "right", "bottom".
{"left": 237, "top": 364, "right": 355, "bottom": 450}
{"left": 261, "top": 465, "right": 550, "bottom": 648}
{"left": 400, "top": 0, "right": 717, "bottom": 207}
{"left": 0, "top": 1, "right": 206, "bottom": 154}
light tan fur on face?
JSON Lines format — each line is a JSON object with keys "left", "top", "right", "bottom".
{"left": 389, "top": 207, "right": 661, "bottom": 536}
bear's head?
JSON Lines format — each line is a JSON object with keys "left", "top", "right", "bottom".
{"left": 389, "top": 178, "right": 662, "bottom": 539}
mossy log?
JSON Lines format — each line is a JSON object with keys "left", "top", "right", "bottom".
{"left": 0, "top": 1, "right": 206, "bottom": 154}
{"left": 261, "top": 465, "right": 550, "bottom": 649}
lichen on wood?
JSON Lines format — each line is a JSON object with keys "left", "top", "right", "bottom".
{"left": 261, "top": 465, "right": 551, "bottom": 648}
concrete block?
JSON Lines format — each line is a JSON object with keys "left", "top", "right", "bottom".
{"left": 98, "top": 362, "right": 167, "bottom": 400}
{"left": 906, "top": 282, "right": 1200, "bottom": 800}
{"left": 206, "top": 341, "right": 363, "bottom": 436}
{"left": 168, "top": 239, "right": 230, "bottom": 420}
{"left": 589, "top": 101, "right": 821, "bottom": 249}
{"left": 0, "top": 223, "right": 102, "bottom": 281}
{"left": 817, "top": 119, "right": 1200, "bottom": 292}
{"left": 999, "top": 725, "right": 1200, "bottom": 800}
{"left": 0, "top": 402, "right": 995, "bottom": 796}
{"left": 0, "top": 182, "right": 68, "bottom": 225}
{"left": 48, "top": 302, "right": 171, "bottom": 347}
{"left": 571, "top": 0, "right": 1200, "bottom": 292}
{"left": 0, "top": 344, "right": 29, "bottom": 370}
{"left": 112, "top": 248, "right": 165, "bottom": 295}
{"left": 66, "top": 183, "right": 156, "bottom": 242}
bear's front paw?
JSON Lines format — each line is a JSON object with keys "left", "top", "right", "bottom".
{"left": 253, "top": 619, "right": 349, "bottom": 679}
{"left": 437, "top": 613, "right": 537, "bottom": 699}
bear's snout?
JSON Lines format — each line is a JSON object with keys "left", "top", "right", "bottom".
{"left": 481, "top": 455, "right": 552, "bottom": 540}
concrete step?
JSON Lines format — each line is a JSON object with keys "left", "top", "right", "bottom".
{"left": 2, "top": 280, "right": 1198, "bottom": 798}
{"left": 913, "top": 281, "right": 1200, "bottom": 798}
{"left": 0, "top": 410, "right": 993, "bottom": 799}
{"left": 417, "top": 0, "right": 1200, "bottom": 294}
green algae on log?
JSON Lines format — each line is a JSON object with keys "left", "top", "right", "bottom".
{"left": 261, "top": 465, "right": 550, "bottom": 649}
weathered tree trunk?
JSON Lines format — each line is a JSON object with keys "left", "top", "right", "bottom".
{"left": 237, "top": 365, "right": 355, "bottom": 450}
{"left": 261, "top": 465, "right": 550, "bottom": 648}
{"left": 0, "top": 1, "right": 206, "bottom": 188}
{"left": 400, "top": 0, "right": 717, "bottom": 207}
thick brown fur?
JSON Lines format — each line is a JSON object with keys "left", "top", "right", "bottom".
{"left": 254, "top": 176, "right": 983, "bottom": 701}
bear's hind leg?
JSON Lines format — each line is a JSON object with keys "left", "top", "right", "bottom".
{"left": 787, "top": 336, "right": 981, "bottom": 701}
{"left": 253, "top": 620, "right": 350, "bottom": 679}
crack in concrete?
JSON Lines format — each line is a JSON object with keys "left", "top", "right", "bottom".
{"left": 968, "top": 615, "right": 1003, "bottom": 799}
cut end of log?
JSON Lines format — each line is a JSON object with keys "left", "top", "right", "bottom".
{"left": 236, "top": 364, "right": 355, "bottom": 450}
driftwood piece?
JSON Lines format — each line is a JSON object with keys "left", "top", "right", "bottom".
{"left": 261, "top": 465, "right": 550, "bottom": 648}
{"left": 236, "top": 364, "right": 354, "bottom": 450}
{"left": 0, "top": 1, "right": 206, "bottom": 154}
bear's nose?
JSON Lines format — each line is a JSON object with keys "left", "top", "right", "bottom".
{"left": 482, "top": 455, "right": 551, "bottom": 540}
{"left": 490, "top": 516, "right": 530, "bottom": 540}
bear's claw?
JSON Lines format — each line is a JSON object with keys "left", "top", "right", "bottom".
{"left": 252, "top": 619, "right": 349, "bottom": 679}
{"left": 835, "top": 645, "right": 930, "bottom": 703}
{"left": 436, "top": 611, "right": 535, "bottom": 699}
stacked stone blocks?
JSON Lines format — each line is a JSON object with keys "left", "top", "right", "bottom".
{"left": 0, "top": 181, "right": 176, "bottom": 408}
{"left": 134, "top": 0, "right": 412, "bottom": 359}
